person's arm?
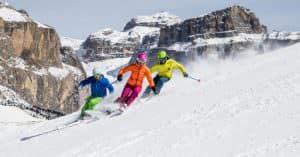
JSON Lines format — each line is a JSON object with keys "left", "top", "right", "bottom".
{"left": 145, "top": 68, "right": 155, "bottom": 87}
{"left": 118, "top": 64, "right": 134, "bottom": 75}
{"left": 172, "top": 59, "right": 187, "bottom": 74}
{"left": 117, "top": 64, "right": 134, "bottom": 81}
{"left": 79, "top": 76, "right": 93, "bottom": 87}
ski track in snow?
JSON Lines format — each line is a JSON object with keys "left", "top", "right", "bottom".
{"left": 1, "top": 44, "right": 300, "bottom": 157}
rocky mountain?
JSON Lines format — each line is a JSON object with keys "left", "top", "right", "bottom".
{"left": 129, "top": 6, "right": 299, "bottom": 66}
{"left": 82, "top": 12, "right": 181, "bottom": 62}
{"left": 0, "top": 3, "right": 85, "bottom": 119}
{"left": 159, "top": 5, "right": 267, "bottom": 47}
{"left": 82, "top": 28, "right": 140, "bottom": 61}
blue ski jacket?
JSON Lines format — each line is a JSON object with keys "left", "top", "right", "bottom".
{"left": 79, "top": 75, "right": 114, "bottom": 97}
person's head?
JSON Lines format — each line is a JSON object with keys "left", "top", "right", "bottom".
{"left": 157, "top": 50, "right": 168, "bottom": 64}
{"left": 136, "top": 51, "right": 147, "bottom": 65}
{"left": 92, "top": 67, "right": 102, "bottom": 80}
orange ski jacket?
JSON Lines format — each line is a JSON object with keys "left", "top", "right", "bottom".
{"left": 118, "top": 63, "right": 155, "bottom": 87}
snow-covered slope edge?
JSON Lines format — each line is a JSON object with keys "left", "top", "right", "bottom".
{"left": 0, "top": 85, "right": 44, "bottom": 120}
{"left": 1, "top": 43, "right": 300, "bottom": 157}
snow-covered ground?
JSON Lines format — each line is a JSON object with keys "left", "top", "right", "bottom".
{"left": 0, "top": 106, "right": 40, "bottom": 124}
{"left": 1, "top": 43, "right": 300, "bottom": 157}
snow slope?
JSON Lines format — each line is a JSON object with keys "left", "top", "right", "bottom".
{"left": 1, "top": 43, "right": 300, "bottom": 157}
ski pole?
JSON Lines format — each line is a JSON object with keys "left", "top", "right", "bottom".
{"left": 188, "top": 76, "right": 201, "bottom": 82}
{"left": 111, "top": 80, "right": 118, "bottom": 84}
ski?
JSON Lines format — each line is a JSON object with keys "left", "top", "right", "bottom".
{"left": 20, "top": 117, "right": 95, "bottom": 141}
{"left": 109, "top": 109, "right": 124, "bottom": 117}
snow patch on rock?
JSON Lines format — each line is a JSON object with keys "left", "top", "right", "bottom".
{"left": 61, "top": 37, "right": 84, "bottom": 50}
{"left": 126, "top": 26, "right": 160, "bottom": 42}
{"left": 34, "top": 20, "right": 50, "bottom": 28}
{"left": 169, "top": 33, "right": 264, "bottom": 51}
{"left": 0, "top": 7, "right": 28, "bottom": 22}
{"left": 7, "top": 57, "right": 82, "bottom": 80}
{"left": 268, "top": 31, "right": 300, "bottom": 40}
{"left": 133, "top": 11, "right": 182, "bottom": 26}
{"left": 89, "top": 28, "right": 139, "bottom": 44}
{"left": 0, "top": 85, "right": 31, "bottom": 108}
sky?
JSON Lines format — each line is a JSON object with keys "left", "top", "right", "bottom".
{"left": 5, "top": 0, "right": 300, "bottom": 39}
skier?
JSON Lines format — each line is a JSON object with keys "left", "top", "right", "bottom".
{"left": 142, "top": 50, "right": 188, "bottom": 97}
{"left": 115, "top": 51, "right": 156, "bottom": 110}
{"left": 79, "top": 67, "right": 114, "bottom": 117}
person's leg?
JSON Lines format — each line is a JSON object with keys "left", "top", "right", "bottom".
{"left": 125, "top": 86, "right": 142, "bottom": 106}
{"left": 155, "top": 77, "right": 170, "bottom": 94}
{"left": 142, "top": 75, "right": 160, "bottom": 97}
{"left": 116, "top": 84, "right": 133, "bottom": 103}
{"left": 81, "top": 97, "right": 103, "bottom": 116}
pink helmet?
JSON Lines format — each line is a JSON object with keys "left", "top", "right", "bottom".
{"left": 136, "top": 51, "right": 147, "bottom": 62}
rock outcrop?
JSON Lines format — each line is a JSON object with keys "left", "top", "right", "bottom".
{"left": 82, "top": 28, "right": 140, "bottom": 62}
{"left": 0, "top": 4, "right": 84, "bottom": 119}
{"left": 159, "top": 5, "right": 267, "bottom": 47}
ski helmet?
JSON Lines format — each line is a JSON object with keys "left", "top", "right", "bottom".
{"left": 136, "top": 51, "right": 147, "bottom": 63}
{"left": 157, "top": 50, "right": 167, "bottom": 59}
{"left": 93, "top": 67, "right": 101, "bottom": 76}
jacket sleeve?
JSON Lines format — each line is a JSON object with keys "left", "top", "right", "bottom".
{"left": 79, "top": 77, "right": 93, "bottom": 87}
{"left": 150, "top": 63, "right": 159, "bottom": 73}
{"left": 103, "top": 78, "right": 114, "bottom": 93}
{"left": 145, "top": 68, "right": 155, "bottom": 87}
{"left": 172, "top": 59, "right": 187, "bottom": 74}
{"left": 118, "top": 64, "right": 133, "bottom": 75}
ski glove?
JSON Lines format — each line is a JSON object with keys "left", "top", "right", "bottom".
{"left": 183, "top": 72, "right": 189, "bottom": 77}
{"left": 151, "top": 86, "right": 158, "bottom": 94}
{"left": 117, "top": 74, "right": 123, "bottom": 81}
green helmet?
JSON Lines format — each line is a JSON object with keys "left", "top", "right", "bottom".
{"left": 157, "top": 50, "right": 167, "bottom": 59}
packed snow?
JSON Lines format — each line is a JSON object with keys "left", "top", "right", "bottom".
{"left": 1, "top": 43, "right": 300, "bottom": 157}
{"left": 0, "top": 7, "right": 28, "bottom": 22}
{"left": 0, "top": 106, "right": 39, "bottom": 124}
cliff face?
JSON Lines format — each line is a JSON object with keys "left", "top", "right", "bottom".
{"left": 159, "top": 5, "right": 267, "bottom": 47}
{"left": 0, "top": 5, "right": 84, "bottom": 119}
{"left": 82, "top": 28, "right": 140, "bottom": 62}
{"left": 82, "top": 12, "right": 181, "bottom": 62}
{"left": 3, "top": 21, "right": 62, "bottom": 68}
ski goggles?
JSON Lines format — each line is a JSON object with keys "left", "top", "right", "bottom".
{"left": 159, "top": 57, "right": 167, "bottom": 64}
{"left": 94, "top": 74, "right": 101, "bottom": 80}
{"left": 136, "top": 58, "right": 146, "bottom": 64}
